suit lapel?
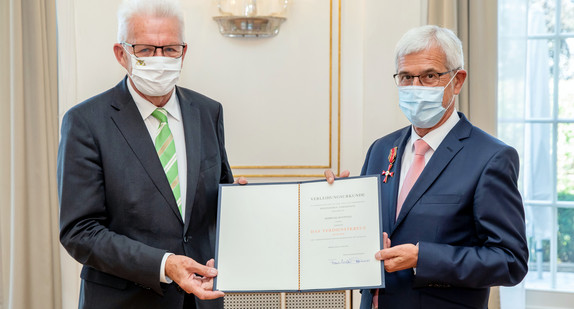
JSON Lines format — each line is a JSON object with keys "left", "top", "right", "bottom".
{"left": 109, "top": 78, "right": 183, "bottom": 224}
{"left": 177, "top": 88, "right": 202, "bottom": 233}
{"left": 386, "top": 129, "right": 411, "bottom": 235}
{"left": 394, "top": 115, "right": 472, "bottom": 228}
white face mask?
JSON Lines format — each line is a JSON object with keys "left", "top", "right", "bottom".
{"left": 397, "top": 72, "right": 458, "bottom": 128}
{"left": 127, "top": 53, "right": 182, "bottom": 97}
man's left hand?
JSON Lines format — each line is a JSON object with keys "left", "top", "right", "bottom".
{"left": 375, "top": 243, "right": 418, "bottom": 273}
{"left": 324, "top": 169, "right": 350, "bottom": 184}
{"left": 233, "top": 177, "right": 248, "bottom": 185}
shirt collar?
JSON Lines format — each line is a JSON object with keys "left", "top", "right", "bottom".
{"left": 409, "top": 109, "right": 460, "bottom": 151}
{"left": 127, "top": 78, "right": 182, "bottom": 122}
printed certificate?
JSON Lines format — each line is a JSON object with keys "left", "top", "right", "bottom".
{"left": 214, "top": 175, "right": 384, "bottom": 292}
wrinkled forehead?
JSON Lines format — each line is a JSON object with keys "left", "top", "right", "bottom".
{"left": 397, "top": 47, "right": 448, "bottom": 73}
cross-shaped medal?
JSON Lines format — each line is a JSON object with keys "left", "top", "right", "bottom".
{"left": 382, "top": 163, "right": 394, "bottom": 183}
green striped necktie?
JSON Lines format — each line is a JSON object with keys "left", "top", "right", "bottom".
{"left": 151, "top": 108, "right": 182, "bottom": 216}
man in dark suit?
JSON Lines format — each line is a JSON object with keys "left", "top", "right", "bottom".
{"left": 326, "top": 25, "right": 528, "bottom": 308}
{"left": 57, "top": 0, "right": 242, "bottom": 308}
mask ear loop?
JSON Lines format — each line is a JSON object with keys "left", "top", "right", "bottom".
{"left": 445, "top": 91, "right": 457, "bottom": 110}
{"left": 443, "top": 69, "right": 460, "bottom": 89}
{"left": 443, "top": 70, "right": 460, "bottom": 110}
{"left": 443, "top": 70, "right": 460, "bottom": 111}
{"left": 120, "top": 44, "right": 137, "bottom": 78}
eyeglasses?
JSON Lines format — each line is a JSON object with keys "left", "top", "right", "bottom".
{"left": 393, "top": 69, "right": 457, "bottom": 87}
{"left": 121, "top": 42, "right": 186, "bottom": 58}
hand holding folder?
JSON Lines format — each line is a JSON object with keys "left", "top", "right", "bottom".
{"left": 214, "top": 175, "right": 385, "bottom": 292}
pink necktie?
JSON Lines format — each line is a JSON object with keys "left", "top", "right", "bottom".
{"left": 396, "top": 139, "right": 430, "bottom": 220}
{"left": 373, "top": 140, "right": 430, "bottom": 309}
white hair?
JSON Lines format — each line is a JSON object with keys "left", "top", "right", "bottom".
{"left": 117, "top": 0, "right": 185, "bottom": 43}
{"left": 394, "top": 25, "right": 464, "bottom": 72}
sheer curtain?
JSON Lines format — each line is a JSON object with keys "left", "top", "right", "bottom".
{"left": 55, "top": 0, "right": 83, "bottom": 307}
{"left": 0, "top": 0, "right": 62, "bottom": 308}
{"left": 427, "top": 0, "right": 498, "bottom": 135}
{"left": 426, "top": 1, "right": 509, "bottom": 308}
{"left": 497, "top": 0, "right": 529, "bottom": 308}
{"left": 1, "top": 2, "right": 9, "bottom": 307}
{"left": 497, "top": 0, "right": 542, "bottom": 308}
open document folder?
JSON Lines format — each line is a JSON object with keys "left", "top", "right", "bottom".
{"left": 214, "top": 175, "right": 385, "bottom": 292}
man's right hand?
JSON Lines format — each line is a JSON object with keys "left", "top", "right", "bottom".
{"left": 324, "top": 169, "right": 350, "bottom": 184}
{"left": 165, "top": 255, "right": 225, "bottom": 300}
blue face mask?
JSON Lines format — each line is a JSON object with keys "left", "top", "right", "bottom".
{"left": 398, "top": 72, "right": 457, "bottom": 128}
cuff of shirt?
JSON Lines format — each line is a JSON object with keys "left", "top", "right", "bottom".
{"left": 413, "top": 242, "right": 419, "bottom": 275}
{"left": 160, "top": 252, "right": 174, "bottom": 284}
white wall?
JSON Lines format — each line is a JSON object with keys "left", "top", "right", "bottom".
{"left": 57, "top": 0, "right": 423, "bottom": 308}
{"left": 58, "top": 0, "right": 422, "bottom": 178}
{"left": 361, "top": 1, "right": 424, "bottom": 163}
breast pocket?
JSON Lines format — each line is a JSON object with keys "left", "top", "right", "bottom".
{"left": 417, "top": 194, "right": 475, "bottom": 243}
{"left": 420, "top": 194, "right": 461, "bottom": 205}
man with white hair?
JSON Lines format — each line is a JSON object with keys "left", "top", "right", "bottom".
{"left": 326, "top": 25, "right": 528, "bottom": 308}
{"left": 58, "top": 0, "right": 240, "bottom": 308}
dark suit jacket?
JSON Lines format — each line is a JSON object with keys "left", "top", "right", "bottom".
{"left": 58, "top": 77, "right": 233, "bottom": 309}
{"left": 359, "top": 113, "right": 528, "bottom": 309}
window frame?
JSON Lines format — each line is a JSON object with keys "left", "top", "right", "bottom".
{"left": 498, "top": 0, "right": 574, "bottom": 293}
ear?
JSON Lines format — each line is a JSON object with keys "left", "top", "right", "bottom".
{"left": 180, "top": 43, "right": 188, "bottom": 65}
{"left": 452, "top": 69, "right": 467, "bottom": 95}
{"left": 113, "top": 43, "right": 130, "bottom": 71}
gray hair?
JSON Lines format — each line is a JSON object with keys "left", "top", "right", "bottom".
{"left": 394, "top": 25, "right": 464, "bottom": 72}
{"left": 117, "top": 0, "right": 185, "bottom": 43}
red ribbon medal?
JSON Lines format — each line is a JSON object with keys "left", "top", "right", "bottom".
{"left": 381, "top": 147, "right": 398, "bottom": 183}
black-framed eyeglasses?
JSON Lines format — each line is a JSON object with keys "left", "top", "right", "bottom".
{"left": 393, "top": 69, "right": 457, "bottom": 87}
{"left": 121, "top": 42, "right": 187, "bottom": 58}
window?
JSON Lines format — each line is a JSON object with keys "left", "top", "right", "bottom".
{"left": 498, "top": 0, "right": 574, "bottom": 292}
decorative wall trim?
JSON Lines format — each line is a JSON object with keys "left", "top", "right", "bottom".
{"left": 233, "top": 0, "right": 342, "bottom": 177}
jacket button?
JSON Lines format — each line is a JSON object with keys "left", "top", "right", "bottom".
{"left": 183, "top": 236, "right": 189, "bottom": 243}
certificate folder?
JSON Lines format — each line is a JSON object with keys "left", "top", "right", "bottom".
{"left": 214, "top": 175, "right": 384, "bottom": 292}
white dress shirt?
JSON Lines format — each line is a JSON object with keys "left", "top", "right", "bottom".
{"left": 127, "top": 80, "right": 187, "bottom": 284}
{"left": 398, "top": 110, "right": 461, "bottom": 197}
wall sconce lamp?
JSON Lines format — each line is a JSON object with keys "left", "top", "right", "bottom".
{"left": 213, "top": 0, "right": 289, "bottom": 38}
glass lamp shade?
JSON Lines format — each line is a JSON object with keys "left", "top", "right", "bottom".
{"left": 214, "top": 0, "right": 289, "bottom": 37}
